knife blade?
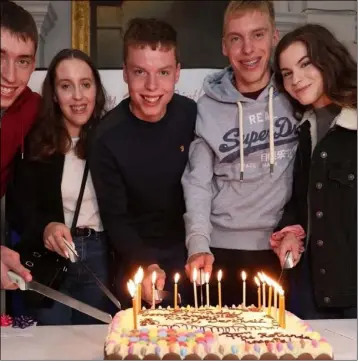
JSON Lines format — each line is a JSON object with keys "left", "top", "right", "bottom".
{"left": 154, "top": 290, "right": 181, "bottom": 305}
{"left": 199, "top": 269, "right": 204, "bottom": 307}
{"left": 8, "top": 271, "right": 112, "bottom": 324}
{"left": 278, "top": 251, "right": 294, "bottom": 283}
{"left": 63, "top": 238, "right": 121, "bottom": 310}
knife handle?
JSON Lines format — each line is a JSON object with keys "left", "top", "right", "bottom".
{"left": 7, "top": 271, "right": 27, "bottom": 290}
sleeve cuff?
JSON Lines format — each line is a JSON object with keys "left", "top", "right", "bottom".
{"left": 186, "top": 234, "right": 212, "bottom": 259}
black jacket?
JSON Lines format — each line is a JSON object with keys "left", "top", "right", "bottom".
{"left": 13, "top": 152, "right": 68, "bottom": 250}
{"left": 278, "top": 107, "right": 357, "bottom": 308}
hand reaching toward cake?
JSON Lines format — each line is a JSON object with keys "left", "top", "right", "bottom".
{"left": 43, "top": 222, "right": 73, "bottom": 259}
{"left": 185, "top": 252, "right": 214, "bottom": 282}
{"left": 142, "top": 264, "right": 166, "bottom": 305}
{"left": 277, "top": 232, "right": 303, "bottom": 268}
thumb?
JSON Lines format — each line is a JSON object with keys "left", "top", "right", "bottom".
{"left": 14, "top": 264, "right": 32, "bottom": 283}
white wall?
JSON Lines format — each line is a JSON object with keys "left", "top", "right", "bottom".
{"left": 43, "top": 1, "right": 71, "bottom": 67}
{"left": 31, "top": 0, "right": 357, "bottom": 67}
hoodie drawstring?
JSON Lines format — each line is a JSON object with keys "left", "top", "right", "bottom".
{"left": 237, "top": 101, "right": 244, "bottom": 182}
{"left": 268, "top": 86, "right": 275, "bottom": 174}
{"left": 236, "top": 86, "right": 275, "bottom": 181}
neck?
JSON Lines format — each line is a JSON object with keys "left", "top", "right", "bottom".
{"left": 312, "top": 94, "right": 332, "bottom": 109}
{"left": 129, "top": 101, "right": 166, "bottom": 123}
{"left": 234, "top": 69, "right": 271, "bottom": 93}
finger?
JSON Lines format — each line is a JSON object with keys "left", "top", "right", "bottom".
{"left": 11, "top": 261, "right": 32, "bottom": 283}
{"left": 44, "top": 239, "right": 54, "bottom": 251}
{"left": 156, "top": 271, "right": 166, "bottom": 291}
{"left": 203, "top": 255, "right": 214, "bottom": 275}
{"left": 54, "top": 233, "right": 69, "bottom": 258}
{"left": 62, "top": 227, "right": 73, "bottom": 245}
{"left": 49, "top": 235, "right": 67, "bottom": 258}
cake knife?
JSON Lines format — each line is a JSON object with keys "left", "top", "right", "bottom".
{"left": 8, "top": 271, "right": 112, "bottom": 324}
{"left": 278, "top": 251, "right": 294, "bottom": 283}
{"left": 63, "top": 238, "right": 122, "bottom": 310}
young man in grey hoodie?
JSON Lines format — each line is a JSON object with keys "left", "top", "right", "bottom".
{"left": 182, "top": 0, "right": 298, "bottom": 306}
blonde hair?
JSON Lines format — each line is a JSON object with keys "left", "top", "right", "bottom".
{"left": 223, "top": 0, "right": 275, "bottom": 34}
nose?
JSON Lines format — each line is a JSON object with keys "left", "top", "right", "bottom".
{"left": 292, "top": 71, "right": 302, "bottom": 86}
{"left": 73, "top": 85, "right": 84, "bottom": 100}
{"left": 145, "top": 73, "right": 158, "bottom": 91}
{"left": 1, "top": 59, "right": 16, "bottom": 83}
{"left": 242, "top": 38, "right": 254, "bottom": 55}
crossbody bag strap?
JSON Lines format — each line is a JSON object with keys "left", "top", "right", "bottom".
{"left": 70, "top": 161, "right": 89, "bottom": 234}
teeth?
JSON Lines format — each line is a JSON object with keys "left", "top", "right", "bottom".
{"left": 71, "top": 105, "right": 86, "bottom": 112}
{"left": 143, "top": 96, "right": 160, "bottom": 103}
{"left": 1, "top": 86, "right": 16, "bottom": 95}
{"left": 242, "top": 59, "right": 259, "bottom": 66}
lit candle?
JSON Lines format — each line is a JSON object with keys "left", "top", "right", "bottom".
{"left": 205, "top": 272, "right": 210, "bottom": 307}
{"left": 254, "top": 276, "right": 261, "bottom": 309}
{"left": 278, "top": 287, "right": 286, "bottom": 328}
{"left": 259, "top": 272, "right": 266, "bottom": 308}
{"left": 217, "top": 270, "right": 222, "bottom": 310}
{"left": 273, "top": 281, "right": 278, "bottom": 320}
{"left": 127, "top": 279, "right": 137, "bottom": 329}
{"left": 265, "top": 275, "right": 273, "bottom": 316}
{"left": 174, "top": 273, "right": 180, "bottom": 309}
{"left": 241, "top": 271, "right": 247, "bottom": 308}
{"left": 134, "top": 267, "right": 144, "bottom": 314}
{"left": 193, "top": 268, "right": 198, "bottom": 309}
{"left": 151, "top": 271, "right": 157, "bottom": 310}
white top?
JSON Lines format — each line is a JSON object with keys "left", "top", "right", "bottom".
{"left": 61, "top": 138, "right": 103, "bottom": 232}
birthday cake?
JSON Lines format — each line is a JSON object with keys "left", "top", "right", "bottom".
{"left": 104, "top": 305, "right": 333, "bottom": 360}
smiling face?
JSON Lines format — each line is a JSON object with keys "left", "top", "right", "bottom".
{"left": 123, "top": 45, "right": 180, "bottom": 122}
{"left": 222, "top": 10, "right": 278, "bottom": 93}
{"left": 55, "top": 58, "right": 97, "bottom": 136}
{"left": 279, "top": 41, "right": 331, "bottom": 109}
{"left": 0, "top": 28, "right": 36, "bottom": 109}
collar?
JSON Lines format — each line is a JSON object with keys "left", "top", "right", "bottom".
{"left": 301, "top": 107, "right": 357, "bottom": 130}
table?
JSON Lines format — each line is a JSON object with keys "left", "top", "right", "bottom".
{"left": 1, "top": 320, "right": 357, "bottom": 360}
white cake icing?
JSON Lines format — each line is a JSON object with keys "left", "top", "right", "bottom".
{"left": 105, "top": 305, "right": 333, "bottom": 360}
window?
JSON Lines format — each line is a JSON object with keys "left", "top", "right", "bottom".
{"left": 90, "top": 0, "right": 230, "bottom": 69}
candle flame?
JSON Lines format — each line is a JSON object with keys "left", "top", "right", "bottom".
{"left": 134, "top": 267, "right": 144, "bottom": 284}
{"left": 264, "top": 274, "right": 272, "bottom": 286}
{"left": 217, "top": 269, "right": 223, "bottom": 282}
{"left": 278, "top": 286, "right": 284, "bottom": 296}
{"left": 241, "top": 271, "right": 247, "bottom": 281}
{"left": 254, "top": 276, "right": 260, "bottom": 287}
{"left": 258, "top": 272, "right": 265, "bottom": 283}
{"left": 174, "top": 273, "right": 180, "bottom": 283}
{"left": 151, "top": 271, "right": 157, "bottom": 285}
{"left": 127, "top": 279, "right": 136, "bottom": 298}
{"left": 193, "top": 268, "right": 197, "bottom": 282}
{"left": 205, "top": 272, "right": 210, "bottom": 284}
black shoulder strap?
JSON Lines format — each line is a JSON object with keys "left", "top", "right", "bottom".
{"left": 70, "top": 162, "right": 89, "bottom": 233}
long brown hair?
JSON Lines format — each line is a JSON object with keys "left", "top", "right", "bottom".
{"left": 28, "top": 48, "right": 107, "bottom": 160}
{"left": 274, "top": 24, "right": 357, "bottom": 110}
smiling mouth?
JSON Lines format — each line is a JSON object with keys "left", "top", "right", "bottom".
{"left": 240, "top": 58, "right": 261, "bottom": 69}
{"left": 295, "top": 84, "right": 311, "bottom": 94}
{"left": 1, "top": 85, "right": 17, "bottom": 96}
{"left": 141, "top": 95, "right": 163, "bottom": 104}
{"left": 70, "top": 104, "right": 87, "bottom": 114}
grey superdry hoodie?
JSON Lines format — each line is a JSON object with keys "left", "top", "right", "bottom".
{"left": 182, "top": 67, "right": 298, "bottom": 257}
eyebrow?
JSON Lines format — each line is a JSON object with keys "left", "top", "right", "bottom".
{"left": 0, "top": 48, "right": 34, "bottom": 60}
{"left": 280, "top": 55, "right": 309, "bottom": 71}
{"left": 57, "top": 77, "right": 93, "bottom": 82}
{"left": 226, "top": 27, "right": 268, "bottom": 37}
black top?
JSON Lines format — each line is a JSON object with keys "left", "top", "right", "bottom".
{"left": 89, "top": 94, "right": 197, "bottom": 266}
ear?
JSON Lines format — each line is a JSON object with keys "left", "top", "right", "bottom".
{"left": 123, "top": 63, "right": 128, "bottom": 84}
{"left": 272, "top": 27, "right": 280, "bottom": 47}
{"left": 175, "top": 62, "right": 181, "bottom": 84}
{"left": 222, "top": 37, "right": 228, "bottom": 57}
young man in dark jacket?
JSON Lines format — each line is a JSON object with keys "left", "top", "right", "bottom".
{"left": 90, "top": 19, "right": 197, "bottom": 307}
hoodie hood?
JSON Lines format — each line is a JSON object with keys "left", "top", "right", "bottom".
{"left": 203, "top": 66, "right": 278, "bottom": 104}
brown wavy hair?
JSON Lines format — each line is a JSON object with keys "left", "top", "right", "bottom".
{"left": 274, "top": 24, "right": 357, "bottom": 111}
{"left": 28, "top": 48, "right": 107, "bottom": 160}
